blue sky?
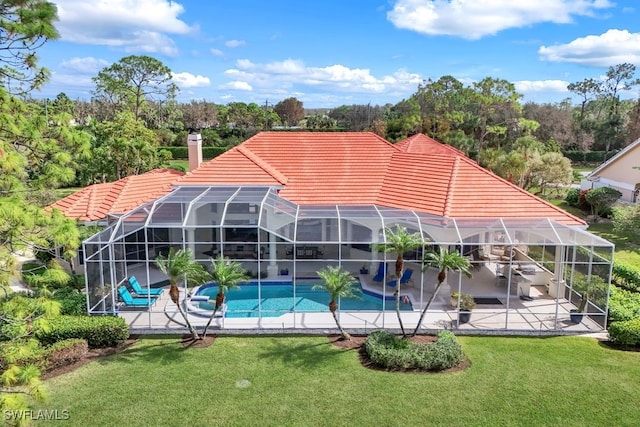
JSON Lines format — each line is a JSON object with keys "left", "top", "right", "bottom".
{"left": 39, "top": 0, "right": 640, "bottom": 108}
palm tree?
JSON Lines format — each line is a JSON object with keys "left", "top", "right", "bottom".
{"left": 412, "top": 247, "right": 472, "bottom": 336}
{"left": 313, "top": 265, "right": 360, "bottom": 341}
{"left": 377, "top": 225, "right": 423, "bottom": 337}
{"left": 155, "top": 248, "right": 210, "bottom": 341}
{"left": 202, "top": 256, "right": 249, "bottom": 338}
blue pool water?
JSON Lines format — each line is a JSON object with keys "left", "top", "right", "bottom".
{"left": 194, "top": 281, "right": 413, "bottom": 318}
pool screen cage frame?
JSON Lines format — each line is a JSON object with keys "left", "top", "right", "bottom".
{"left": 83, "top": 186, "right": 614, "bottom": 330}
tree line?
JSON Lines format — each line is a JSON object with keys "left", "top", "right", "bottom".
{"left": 19, "top": 54, "right": 637, "bottom": 194}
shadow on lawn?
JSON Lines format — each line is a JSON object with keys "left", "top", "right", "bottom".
{"left": 97, "top": 336, "right": 191, "bottom": 366}
{"left": 257, "top": 338, "right": 345, "bottom": 369}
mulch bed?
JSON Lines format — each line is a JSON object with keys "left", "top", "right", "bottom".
{"left": 180, "top": 334, "right": 217, "bottom": 349}
{"left": 42, "top": 333, "right": 470, "bottom": 380}
{"left": 42, "top": 337, "right": 139, "bottom": 380}
{"left": 328, "top": 334, "right": 471, "bottom": 374}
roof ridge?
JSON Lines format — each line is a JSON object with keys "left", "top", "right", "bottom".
{"left": 237, "top": 145, "right": 288, "bottom": 184}
{"left": 370, "top": 132, "right": 402, "bottom": 151}
{"left": 442, "top": 157, "right": 459, "bottom": 217}
{"left": 86, "top": 184, "right": 105, "bottom": 219}
{"left": 108, "top": 176, "right": 131, "bottom": 213}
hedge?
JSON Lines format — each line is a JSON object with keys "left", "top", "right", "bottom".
{"left": 52, "top": 287, "right": 88, "bottom": 316}
{"left": 562, "top": 150, "right": 619, "bottom": 163}
{"left": 612, "top": 263, "right": 640, "bottom": 292}
{"left": 36, "top": 315, "right": 129, "bottom": 349}
{"left": 363, "top": 330, "right": 463, "bottom": 371}
{"left": 161, "top": 146, "right": 228, "bottom": 160}
{"left": 608, "top": 286, "right": 640, "bottom": 322}
{"left": 608, "top": 318, "right": 640, "bottom": 346}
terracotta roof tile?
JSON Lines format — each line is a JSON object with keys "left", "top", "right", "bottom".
{"left": 52, "top": 131, "right": 585, "bottom": 226}
{"left": 176, "top": 146, "right": 285, "bottom": 186}
{"left": 395, "top": 133, "right": 467, "bottom": 156}
{"left": 48, "top": 168, "right": 184, "bottom": 221}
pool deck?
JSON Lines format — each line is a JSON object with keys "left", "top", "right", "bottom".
{"left": 117, "top": 263, "right": 606, "bottom": 336}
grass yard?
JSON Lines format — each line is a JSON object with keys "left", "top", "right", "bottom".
{"left": 36, "top": 335, "right": 640, "bottom": 427}
{"left": 167, "top": 159, "right": 188, "bottom": 172}
{"left": 548, "top": 199, "right": 640, "bottom": 268}
{"left": 588, "top": 222, "right": 640, "bottom": 267}
{"left": 548, "top": 199, "right": 585, "bottom": 218}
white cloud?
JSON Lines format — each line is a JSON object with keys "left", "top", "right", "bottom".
{"left": 223, "top": 58, "right": 422, "bottom": 94}
{"left": 172, "top": 72, "right": 211, "bottom": 88}
{"left": 539, "top": 29, "right": 640, "bottom": 66}
{"left": 387, "top": 0, "right": 614, "bottom": 40}
{"left": 59, "top": 57, "right": 109, "bottom": 74}
{"left": 220, "top": 81, "right": 253, "bottom": 91}
{"left": 210, "top": 48, "right": 224, "bottom": 56}
{"left": 515, "top": 80, "right": 570, "bottom": 93}
{"left": 225, "top": 39, "right": 246, "bottom": 48}
{"left": 50, "top": 72, "right": 94, "bottom": 88}
{"left": 53, "top": 0, "right": 194, "bottom": 55}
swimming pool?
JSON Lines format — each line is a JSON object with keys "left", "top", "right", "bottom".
{"left": 192, "top": 281, "right": 413, "bottom": 318}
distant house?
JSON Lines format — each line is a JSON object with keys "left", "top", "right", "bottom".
{"left": 582, "top": 138, "right": 640, "bottom": 203}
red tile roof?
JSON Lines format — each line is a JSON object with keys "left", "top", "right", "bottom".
{"left": 179, "top": 132, "right": 399, "bottom": 204}
{"left": 49, "top": 169, "right": 184, "bottom": 221}
{"left": 50, "top": 132, "right": 585, "bottom": 226}
{"left": 378, "top": 152, "right": 582, "bottom": 223}
{"left": 179, "top": 131, "right": 584, "bottom": 225}
{"left": 395, "top": 133, "right": 466, "bottom": 156}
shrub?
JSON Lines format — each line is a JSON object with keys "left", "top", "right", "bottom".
{"left": 565, "top": 188, "right": 580, "bottom": 207}
{"left": 608, "top": 286, "right": 640, "bottom": 322}
{"left": 52, "top": 287, "right": 88, "bottom": 316}
{"left": 584, "top": 187, "right": 622, "bottom": 217}
{"left": 612, "top": 263, "right": 640, "bottom": 292}
{"left": 578, "top": 189, "right": 591, "bottom": 211}
{"left": 364, "top": 330, "right": 463, "bottom": 371}
{"left": 36, "top": 315, "right": 129, "bottom": 348}
{"left": 612, "top": 204, "right": 640, "bottom": 241}
{"left": 45, "top": 338, "right": 88, "bottom": 371}
{"left": 608, "top": 318, "right": 640, "bottom": 346}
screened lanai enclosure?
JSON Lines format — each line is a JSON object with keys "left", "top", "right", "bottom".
{"left": 84, "top": 186, "right": 614, "bottom": 333}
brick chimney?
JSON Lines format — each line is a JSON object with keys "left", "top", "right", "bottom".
{"left": 187, "top": 132, "right": 203, "bottom": 172}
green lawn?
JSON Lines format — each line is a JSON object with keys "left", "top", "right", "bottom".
{"left": 548, "top": 199, "right": 585, "bottom": 218}
{"left": 36, "top": 336, "right": 640, "bottom": 427}
{"left": 548, "top": 199, "right": 640, "bottom": 268}
{"left": 167, "top": 159, "right": 188, "bottom": 172}
{"left": 587, "top": 222, "right": 640, "bottom": 266}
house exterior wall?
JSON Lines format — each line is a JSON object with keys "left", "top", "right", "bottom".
{"left": 588, "top": 144, "right": 640, "bottom": 203}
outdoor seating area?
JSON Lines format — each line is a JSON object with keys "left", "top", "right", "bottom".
{"left": 386, "top": 269, "right": 414, "bottom": 287}
{"left": 117, "top": 285, "right": 158, "bottom": 307}
{"left": 128, "top": 276, "right": 164, "bottom": 297}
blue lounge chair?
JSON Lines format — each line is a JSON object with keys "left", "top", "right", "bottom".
{"left": 371, "top": 262, "right": 388, "bottom": 282}
{"left": 386, "top": 269, "right": 414, "bottom": 287}
{"left": 118, "top": 286, "right": 157, "bottom": 307}
{"left": 128, "top": 276, "right": 164, "bottom": 297}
